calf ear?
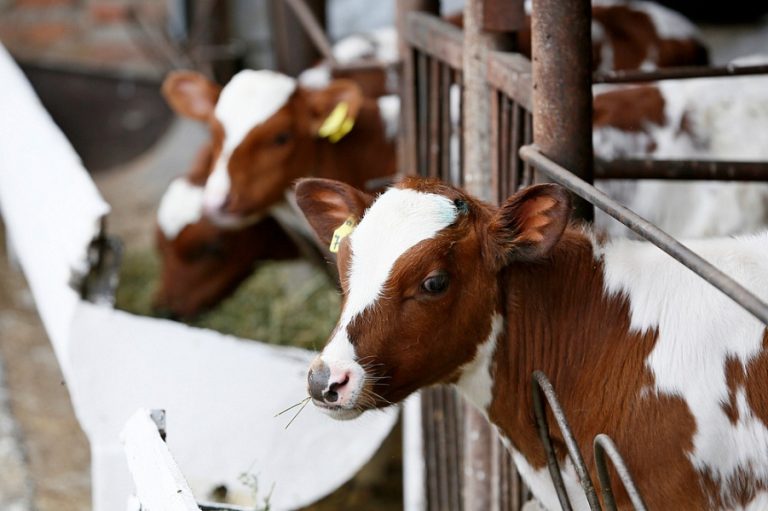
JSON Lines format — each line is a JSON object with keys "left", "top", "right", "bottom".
{"left": 488, "top": 184, "right": 571, "bottom": 267}
{"left": 294, "top": 178, "right": 374, "bottom": 250}
{"left": 162, "top": 71, "right": 221, "bottom": 121}
{"left": 305, "top": 80, "right": 364, "bottom": 143}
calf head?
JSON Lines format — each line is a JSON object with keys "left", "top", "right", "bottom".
{"left": 153, "top": 173, "right": 299, "bottom": 318}
{"left": 162, "top": 70, "right": 363, "bottom": 228}
{"left": 295, "top": 177, "right": 570, "bottom": 419}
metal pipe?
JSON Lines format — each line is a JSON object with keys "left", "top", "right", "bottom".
{"left": 531, "top": 0, "right": 594, "bottom": 221}
{"left": 594, "top": 63, "right": 768, "bottom": 84}
{"left": 595, "top": 158, "right": 768, "bottom": 181}
{"left": 520, "top": 144, "right": 768, "bottom": 325}
{"left": 594, "top": 434, "right": 648, "bottom": 511}
{"left": 531, "top": 371, "right": 602, "bottom": 511}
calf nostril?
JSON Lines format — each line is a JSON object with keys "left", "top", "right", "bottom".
{"left": 323, "top": 374, "right": 350, "bottom": 403}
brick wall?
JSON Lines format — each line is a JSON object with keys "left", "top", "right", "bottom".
{"left": 0, "top": 0, "right": 169, "bottom": 78}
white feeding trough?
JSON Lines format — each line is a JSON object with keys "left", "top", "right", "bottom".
{"left": 0, "top": 43, "right": 399, "bottom": 510}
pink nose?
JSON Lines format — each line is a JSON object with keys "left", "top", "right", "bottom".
{"left": 308, "top": 360, "right": 352, "bottom": 405}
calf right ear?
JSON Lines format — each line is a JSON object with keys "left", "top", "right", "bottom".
{"left": 161, "top": 71, "right": 221, "bottom": 121}
{"left": 294, "top": 178, "right": 374, "bottom": 251}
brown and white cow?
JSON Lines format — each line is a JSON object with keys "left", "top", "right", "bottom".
{"left": 296, "top": 176, "right": 768, "bottom": 510}
{"left": 593, "top": 68, "right": 768, "bottom": 239}
{"left": 153, "top": 143, "right": 301, "bottom": 318}
{"left": 162, "top": 69, "right": 398, "bottom": 229}
{"left": 450, "top": 0, "right": 709, "bottom": 72}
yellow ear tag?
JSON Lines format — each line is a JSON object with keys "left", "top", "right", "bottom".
{"left": 318, "top": 101, "right": 355, "bottom": 143}
{"left": 329, "top": 216, "right": 357, "bottom": 253}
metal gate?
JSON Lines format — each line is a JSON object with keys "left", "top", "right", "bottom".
{"left": 397, "top": 0, "right": 768, "bottom": 510}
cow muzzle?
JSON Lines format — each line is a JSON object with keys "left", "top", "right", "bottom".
{"left": 307, "top": 356, "right": 363, "bottom": 420}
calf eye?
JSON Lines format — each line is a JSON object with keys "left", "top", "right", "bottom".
{"left": 421, "top": 271, "right": 449, "bottom": 295}
{"left": 274, "top": 131, "right": 292, "bottom": 145}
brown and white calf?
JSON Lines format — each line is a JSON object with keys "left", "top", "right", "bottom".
{"left": 451, "top": 0, "right": 709, "bottom": 72}
{"left": 162, "top": 69, "right": 398, "bottom": 229}
{"left": 153, "top": 143, "right": 300, "bottom": 318}
{"left": 593, "top": 68, "right": 768, "bottom": 238}
{"left": 296, "top": 177, "right": 768, "bottom": 510}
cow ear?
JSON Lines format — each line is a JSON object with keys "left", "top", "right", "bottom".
{"left": 487, "top": 184, "right": 571, "bottom": 268}
{"left": 305, "top": 80, "right": 364, "bottom": 143}
{"left": 294, "top": 178, "right": 374, "bottom": 251}
{"left": 162, "top": 71, "right": 221, "bottom": 121}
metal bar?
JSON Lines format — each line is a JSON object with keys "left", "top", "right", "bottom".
{"left": 531, "top": 0, "right": 594, "bottom": 221}
{"left": 594, "top": 63, "right": 768, "bottom": 84}
{"left": 595, "top": 158, "right": 768, "bottom": 181}
{"left": 397, "top": 0, "right": 439, "bottom": 177}
{"left": 283, "top": 0, "right": 336, "bottom": 65}
{"left": 486, "top": 51, "right": 533, "bottom": 112}
{"left": 405, "top": 11, "right": 465, "bottom": 70}
{"left": 440, "top": 63, "right": 452, "bottom": 181}
{"left": 417, "top": 51, "right": 430, "bottom": 175}
{"left": 520, "top": 144, "right": 768, "bottom": 325}
{"left": 429, "top": 56, "right": 441, "bottom": 178}
{"left": 594, "top": 434, "right": 648, "bottom": 511}
{"left": 532, "top": 371, "right": 602, "bottom": 511}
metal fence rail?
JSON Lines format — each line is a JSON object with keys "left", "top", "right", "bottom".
{"left": 520, "top": 144, "right": 768, "bottom": 326}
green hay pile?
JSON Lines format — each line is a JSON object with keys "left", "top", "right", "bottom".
{"left": 115, "top": 248, "right": 340, "bottom": 350}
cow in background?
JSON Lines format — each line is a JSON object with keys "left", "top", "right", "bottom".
{"left": 152, "top": 143, "right": 301, "bottom": 319}
{"left": 593, "top": 67, "right": 768, "bottom": 238}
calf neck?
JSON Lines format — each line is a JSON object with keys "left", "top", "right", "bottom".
{"left": 296, "top": 177, "right": 768, "bottom": 510}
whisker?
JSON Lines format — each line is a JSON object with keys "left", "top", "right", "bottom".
{"left": 274, "top": 397, "right": 311, "bottom": 418}
{"left": 284, "top": 397, "right": 311, "bottom": 429}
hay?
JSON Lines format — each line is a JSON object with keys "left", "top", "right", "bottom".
{"left": 115, "top": 249, "right": 340, "bottom": 350}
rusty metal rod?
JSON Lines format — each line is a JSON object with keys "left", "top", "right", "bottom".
{"left": 532, "top": 371, "right": 602, "bottom": 511}
{"left": 594, "top": 63, "right": 768, "bottom": 84}
{"left": 595, "top": 158, "right": 768, "bottom": 181}
{"left": 520, "top": 144, "right": 768, "bottom": 325}
{"left": 283, "top": 0, "right": 337, "bottom": 65}
{"left": 594, "top": 434, "right": 647, "bottom": 511}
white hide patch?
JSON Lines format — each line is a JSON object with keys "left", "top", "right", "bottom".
{"left": 156, "top": 178, "right": 204, "bottom": 239}
{"left": 593, "top": 73, "right": 768, "bottom": 239}
{"left": 456, "top": 313, "right": 503, "bottom": 413}
{"left": 377, "top": 95, "right": 400, "bottom": 140}
{"left": 203, "top": 70, "right": 297, "bottom": 214}
{"left": 510, "top": 447, "right": 590, "bottom": 511}
{"left": 322, "top": 188, "right": 458, "bottom": 364}
{"left": 599, "top": 232, "right": 768, "bottom": 499}
{"left": 632, "top": 0, "right": 698, "bottom": 39}
{"left": 215, "top": 70, "right": 297, "bottom": 154}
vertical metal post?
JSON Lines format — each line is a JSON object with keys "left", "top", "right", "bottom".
{"left": 531, "top": 0, "right": 594, "bottom": 221}
{"left": 397, "top": 0, "right": 440, "bottom": 176}
{"left": 462, "top": 0, "right": 522, "bottom": 509}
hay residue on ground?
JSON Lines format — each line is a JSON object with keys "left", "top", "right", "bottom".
{"left": 115, "top": 248, "right": 341, "bottom": 350}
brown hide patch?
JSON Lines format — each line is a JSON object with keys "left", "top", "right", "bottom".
{"left": 593, "top": 85, "right": 666, "bottom": 132}
{"left": 488, "top": 230, "right": 707, "bottom": 510}
{"left": 723, "top": 330, "right": 768, "bottom": 428}
{"left": 153, "top": 216, "right": 299, "bottom": 318}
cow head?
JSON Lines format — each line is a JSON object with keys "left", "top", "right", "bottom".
{"left": 162, "top": 70, "right": 364, "bottom": 228}
{"left": 153, "top": 176, "right": 299, "bottom": 319}
{"left": 295, "top": 177, "right": 570, "bottom": 419}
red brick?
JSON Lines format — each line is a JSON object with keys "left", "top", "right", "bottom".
{"left": 19, "top": 21, "right": 78, "bottom": 47}
{"left": 14, "top": 0, "right": 77, "bottom": 7}
{"left": 89, "top": 2, "right": 131, "bottom": 23}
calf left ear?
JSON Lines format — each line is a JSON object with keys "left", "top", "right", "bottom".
{"left": 294, "top": 178, "right": 374, "bottom": 252}
{"left": 488, "top": 184, "right": 571, "bottom": 267}
{"left": 305, "top": 80, "right": 364, "bottom": 143}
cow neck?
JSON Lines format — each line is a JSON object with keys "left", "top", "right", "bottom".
{"left": 311, "top": 101, "right": 396, "bottom": 189}
{"left": 487, "top": 228, "right": 663, "bottom": 471}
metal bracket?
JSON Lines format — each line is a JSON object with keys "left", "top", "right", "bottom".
{"left": 71, "top": 218, "right": 123, "bottom": 305}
